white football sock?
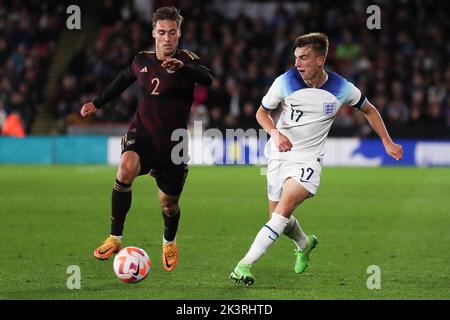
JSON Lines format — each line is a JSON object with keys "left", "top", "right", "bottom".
{"left": 240, "top": 212, "right": 289, "bottom": 265}
{"left": 283, "top": 215, "right": 308, "bottom": 250}
{"left": 163, "top": 236, "right": 176, "bottom": 245}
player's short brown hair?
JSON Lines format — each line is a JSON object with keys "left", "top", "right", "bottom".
{"left": 152, "top": 6, "right": 184, "bottom": 29}
{"left": 294, "top": 33, "right": 329, "bottom": 57}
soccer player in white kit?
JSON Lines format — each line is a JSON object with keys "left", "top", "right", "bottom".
{"left": 230, "top": 33, "right": 403, "bottom": 286}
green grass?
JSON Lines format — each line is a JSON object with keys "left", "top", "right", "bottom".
{"left": 0, "top": 165, "right": 449, "bottom": 299}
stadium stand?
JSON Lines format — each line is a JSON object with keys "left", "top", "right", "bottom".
{"left": 0, "top": 0, "right": 64, "bottom": 136}
{"left": 3, "top": 0, "right": 448, "bottom": 138}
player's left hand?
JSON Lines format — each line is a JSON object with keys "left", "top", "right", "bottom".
{"left": 161, "top": 58, "right": 184, "bottom": 72}
{"left": 385, "top": 142, "right": 403, "bottom": 161}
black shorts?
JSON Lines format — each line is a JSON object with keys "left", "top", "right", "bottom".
{"left": 121, "top": 132, "right": 189, "bottom": 196}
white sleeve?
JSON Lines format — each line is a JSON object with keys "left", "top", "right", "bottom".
{"left": 261, "top": 77, "right": 283, "bottom": 110}
{"left": 346, "top": 81, "right": 366, "bottom": 110}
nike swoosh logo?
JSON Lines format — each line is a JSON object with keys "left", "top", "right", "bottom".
{"left": 164, "top": 255, "right": 173, "bottom": 268}
{"left": 299, "top": 179, "right": 310, "bottom": 183}
{"left": 268, "top": 235, "right": 277, "bottom": 241}
{"left": 290, "top": 104, "right": 302, "bottom": 107}
{"left": 131, "top": 263, "right": 140, "bottom": 276}
{"left": 98, "top": 247, "right": 112, "bottom": 255}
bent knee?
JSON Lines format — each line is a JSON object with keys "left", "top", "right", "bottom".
{"left": 117, "top": 164, "right": 139, "bottom": 184}
{"left": 274, "top": 207, "right": 293, "bottom": 217}
{"left": 273, "top": 203, "right": 296, "bottom": 217}
{"left": 161, "top": 202, "right": 179, "bottom": 216}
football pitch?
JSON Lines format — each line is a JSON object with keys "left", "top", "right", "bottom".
{"left": 0, "top": 165, "right": 449, "bottom": 300}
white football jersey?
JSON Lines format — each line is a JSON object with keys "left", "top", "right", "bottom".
{"left": 262, "top": 69, "right": 366, "bottom": 161}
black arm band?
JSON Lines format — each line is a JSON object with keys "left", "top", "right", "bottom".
{"left": 93, "top": 68, "right": 136, "bottom": 109}
{"left": 180, "top": 63, "right": 213, "bottom": 86}
{"left": 354, "top": 95, "right": 367, "bottom": 110}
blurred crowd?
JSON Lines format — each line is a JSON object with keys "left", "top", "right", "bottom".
{"left": 2, "top": 0, "right": 450, "bottom": 137}
{"left": 0, "top": 0, "right": 64, "bottom": 136}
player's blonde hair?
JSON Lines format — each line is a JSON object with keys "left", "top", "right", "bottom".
{"left": 294, "top": 33, "right": 329, "bottom": 57}
{"left": 152, "top": 6, "right": 184, "bottom": 29}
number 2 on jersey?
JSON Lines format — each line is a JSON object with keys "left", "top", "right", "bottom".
{"left": 150, "top": 78, "right": 160, "bottom": 95}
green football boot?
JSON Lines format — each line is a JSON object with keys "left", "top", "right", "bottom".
{"left": 294, "top": 235, "right": 318, "bottom": 274}
{"left": 230, "top": 262, "right": 255, "bottom": 286}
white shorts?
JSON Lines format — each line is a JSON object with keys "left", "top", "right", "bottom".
{"left": 267, "top": 157, "right": 322, "bottom": 202}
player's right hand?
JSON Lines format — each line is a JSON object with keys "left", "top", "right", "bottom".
{"left": 272, "top": 130, "right": 293, "bottom": 152}
{"left": 161, "top": 57, "right": 184, "bottom": 73}
{"left": 80, "top": 102, "right": 98, "bottom": 117}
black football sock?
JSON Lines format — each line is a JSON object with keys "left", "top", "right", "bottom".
{"left": 162, "top": 207, "right": 180, "bottom": 242}
{"left": 110, "top": 179, "right": 132, "bottom": 236}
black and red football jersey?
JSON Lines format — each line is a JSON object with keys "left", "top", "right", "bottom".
{"left": 94, "top": 49, "right": 213, "bottom": 155}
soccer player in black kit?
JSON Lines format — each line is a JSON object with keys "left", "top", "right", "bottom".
{"left": 80, "top": 7, "right": 213, "bottom": 271}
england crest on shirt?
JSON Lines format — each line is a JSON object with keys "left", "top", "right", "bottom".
{"left": 323, "top": 102, "right": 337, "bottom": 116}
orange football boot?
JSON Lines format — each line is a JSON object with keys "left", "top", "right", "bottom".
{"left": 93, "top": 235, "right": 121, "bottom": 260}
{"left": 162, "top": 242, "right": 179, "bottom": 271}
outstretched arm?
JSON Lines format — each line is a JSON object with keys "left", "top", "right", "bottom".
{"left": 360, "top": 100, "right": 403, "bottom": 160}
{"left": 80, "top": 68, "right": 136, "bottom": 117}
